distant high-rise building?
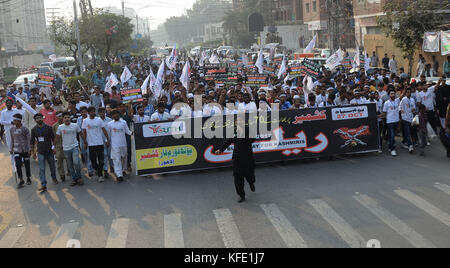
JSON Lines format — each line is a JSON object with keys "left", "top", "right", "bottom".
{"left": 0, "top": 0, "right": 48, "bottom": 50}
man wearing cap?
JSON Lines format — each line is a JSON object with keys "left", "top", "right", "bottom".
{"left": 30, "top": 113, "right": 58, "bottom": 192}
{"left": 10, "top": 113, "right": 31, "bottom": 188}
{"left": 53, "top": 112, "right": 67, "bottom": 182}
{"left": 350, "top": 89, "right": 369, "bottom": 105}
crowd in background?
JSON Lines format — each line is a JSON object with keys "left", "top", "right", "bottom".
{"left": 0, "top": 48, "right": 449, "bottom": 193}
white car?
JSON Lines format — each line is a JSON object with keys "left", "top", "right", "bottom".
{"left": 13, "top": 73, "right": 39, "bottom": 86}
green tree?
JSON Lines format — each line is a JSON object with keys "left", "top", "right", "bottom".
{"left": 81, "top": 12, "right": 134, "bottom": 63}
{"left": 48, "top": 17, "right": 89, "bottom": 65}
{"left": 377, "top": 0, "right": 443, "bottom": 75}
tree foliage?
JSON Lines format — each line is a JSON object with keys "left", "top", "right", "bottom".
{"left": 377, "top": 0, "right": 443, "bottom": 74}
{"left": 49, "top": 10, "right": 135, "bottom": 66}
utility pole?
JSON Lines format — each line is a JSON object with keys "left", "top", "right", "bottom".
{"left": 73, "top": 0, "right": 84, "bottom": 75}
{"left": 122, "top": 0, "right": 125, "bottom": 17}
{"left": 136, "top": 15, "right": 139, "bottom": 35}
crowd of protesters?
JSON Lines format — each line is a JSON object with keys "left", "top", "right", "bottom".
{"left": 0, "top": 47, "right": 449, "bottom": 193}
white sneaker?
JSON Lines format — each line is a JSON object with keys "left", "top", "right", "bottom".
{"left": 427, "top": 142, "right": 431, "bottom": 146}
{"left": 98, "top": 177, "right": 105, "bottom": 183}
{"left": 409, "top": 145, "right": 414, "bottom": 153}
{"left": 391, "top": 150, "right": 397, "bottom": 157}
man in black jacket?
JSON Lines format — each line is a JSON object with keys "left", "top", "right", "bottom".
{"left": 216, "top": 118, "right": 256, "bottom": 203}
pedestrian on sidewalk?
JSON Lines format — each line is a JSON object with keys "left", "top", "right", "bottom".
{"left": 30, "top": 113, "right": 57, "bottom": 193}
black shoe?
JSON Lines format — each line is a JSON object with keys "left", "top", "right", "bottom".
{"left": 104, "top": 172, "right": 109, "bottom": 179}
{"left": 60, "top": 176, "right": 66, "bottom": 182}
{"left": 38, "top": 186, "right": 47, "bottom": 193}
{"left": 70, "top": 181, "right": 78, "bottom": 187}
{"left": 250, "top": 183, "right": 255, "bottom": 192}
{"left": 117, "top": 177, "right": 124, "bottom": 183}
{"left": 52, "top": 179, "right": 59, "bottom": 185}
{"left": 26, "top": 178, "right": 32, "bottom": 185}
{"left": 238, "top": 196, "right": 246, "bottom": 203}
{"left": 17, "top": 180, "right": 25, "bottom": 189}
{"left": 88, "top": 172, "right": 94, "bottom": 177}
{"left": 122, "top": 170, "right": 127, "bottom": 176}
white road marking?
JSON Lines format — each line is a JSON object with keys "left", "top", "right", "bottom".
{"left": 106, "top": 218, "right": 130, "bottom": 248}
{"left": 49, "top": 222, "right": 79, "bottom": 248}
{"left": 213, "top": 208, "right": 245, "bottom": 248}
{"left": 395, "top": 189, "right": 450, "bottom": 228}
{"left": 0, "top": 227, "right": 25, "bottom": 248}
{"left": 164, "top": 214, "right": 184, "bottom": 248}
{"left": 354, "top": 194, "right": 435, "bottom": 248}
{"left": 434, "top": 184, "right": 450, "bottom": 196}
{"left": 260, "top": 204, "right": 307, "bottom": 248}
{"left": 308, "top": 199, "right": 366, "bottom": 248}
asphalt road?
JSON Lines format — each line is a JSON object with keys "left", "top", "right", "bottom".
{"left": 0, "top": 138, "right": 449, "bottom": 248}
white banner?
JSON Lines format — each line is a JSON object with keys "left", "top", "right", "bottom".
{"left": 423, "top": 32, "right": 440, "bottom": 53}
{"left": 255, "top": 47, "right": 264, "bottom": 74}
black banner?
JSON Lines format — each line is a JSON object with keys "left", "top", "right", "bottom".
{"left": 134, "top": 104, "right": 380, "bottom": 176}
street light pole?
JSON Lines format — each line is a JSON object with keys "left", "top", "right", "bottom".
{"left": 73, "top": 0, "right": 84, "bottom": 75}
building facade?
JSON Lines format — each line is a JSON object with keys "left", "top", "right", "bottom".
{"left": 0, "top": 0, "right": 48, "bottom": 51}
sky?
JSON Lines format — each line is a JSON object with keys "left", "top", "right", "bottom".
{"left": 44, "top": 0, "right": 197, "bottom": 29}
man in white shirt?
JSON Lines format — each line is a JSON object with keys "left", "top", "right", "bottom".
{"left": 74, "top": 92, "right": 89, "bottom": 110}
{"left": 56, "top": 112, "right": 83, "bottom": 186}
{"left": 203, "top": 95, "right": 223, "bottom": 117}
{"left": 389, "top": 55, "right": 398, "bottom": 75}
{"left": 132, "top": 105, "right": 151, "bottom": 123}
{"left": 350, "top": 90, "right": 368, "bottom": 105}
{"left": 82, "top": 106, "right": 110, "bottom": 182}
{"left": 151, "top": 102, "right": 171, "bottom": 122}
{"left": 417, "top": 83, "right": 437, "bottom": 133}
{"left": 15, "top": 87, "right": 28, "bottom": 102}
{"left": 238, "top": 93, "right": 257, "bottom": 113}
{"left": 107, "top": 110, "right": 132, "bottom": 182}
{"left": 399, "top": 88, "right": 416, "bottom": 153}
{"left": 1, "top": 99, "right": 19, "bottom": 171}
{"left": 383, "top": 88, "right": 401, "bottom": 156}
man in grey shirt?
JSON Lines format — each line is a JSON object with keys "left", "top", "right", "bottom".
{"left": 90, "top": 86, "right": 104, "bottom": 112}
{"left": 370, "top": 52, "right": 379, "bottom": 68}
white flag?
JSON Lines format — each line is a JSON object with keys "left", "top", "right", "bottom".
{"left": 105, "top": 73, "right": 119, "bottom": 93}
{"left": 353, "top": 46, "right": 360, "bottom": 69}
{"left": 141, "top": 68, "right": 155, "bottom": 95}
{"left": 364, "top": 51, "right": 370, "bottom": 71}
{"left": 325, "top": 48, "right": 344, "bottom": 70}
{"left": 180, "top": 61, "right": 191, "bottom": 91}
{"left": 277, "top": 56, "right": 287, "bottom": 79}
{"left": 199, "top": 51, "right": 206, "bottom": 67}
{"left": 120, "top": 66, "right": 132, "bottom": 84}
{"left": 152, "top": 61, "right": 165, "bottom": 99}
{"left": 166, "top": 44, "right": 178, "bottom": 70}
{"left": 255, "top": 47, "right": 264, "bottom": 74}
{"left": 304, "top": 34, "right": 317, "bottom": 53}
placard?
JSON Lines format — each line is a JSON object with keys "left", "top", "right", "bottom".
{"left": 121, "top": 88, "right": 143, "bottom": 103}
